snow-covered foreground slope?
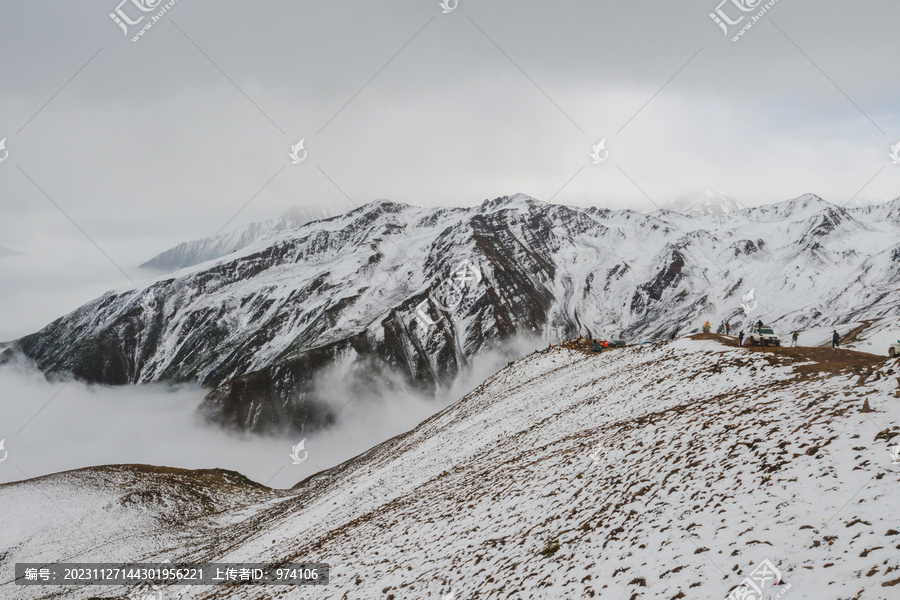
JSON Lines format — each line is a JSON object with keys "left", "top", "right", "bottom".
{"left": 2, "top": 337, "right": 898, "bottom": 599}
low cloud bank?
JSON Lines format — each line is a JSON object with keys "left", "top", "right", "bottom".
{"left": 0, "top": 336, "right": 541, "bottom": 488}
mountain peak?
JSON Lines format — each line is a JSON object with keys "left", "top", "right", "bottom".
{"left": 478, "top": 194, "right": 540, "bottom": 212}
{"left": 140, "top": 204, "right": 340, "bottom": 272}
{"left": 278, "top": 205, "right": 338, "bottom": 226}
{"left": 13, "top": 194, "right": 900, "bottom": 438}
{"left": 775, "top": 193, "right": 837, "bottom": 216}
{"left": 359, "top": 198, "right": 409, "bottom": 211}
{"left": 665, "top": 189, "right": 746, "bottom": 216}
{"left": 789, "top": 193, "right": 829, "bottom": 206}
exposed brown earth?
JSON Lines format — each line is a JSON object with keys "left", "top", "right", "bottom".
{"left": 689, "top": 333, "right": 894, "bottom": 375}
{"left": 560, "top": 333, "right": 896, "bottom": 378}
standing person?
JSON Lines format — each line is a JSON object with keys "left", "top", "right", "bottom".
{"left": 738, "top": 330, "right": 745, "bottom": 346}
{"left": 832, "top": 330, "right": 840, "bottom": 349}
{"left": 725, "top": 322, "right": 730, "bottom": 336}
{"left": 703, "top": 321, "right": 711, "bottom": 334}
{"left": 791, "top": 331, "right": 799, "bottom": 347}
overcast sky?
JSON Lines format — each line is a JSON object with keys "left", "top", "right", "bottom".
{"left": 1, "top": 0, "right": 899, "bottom": 337}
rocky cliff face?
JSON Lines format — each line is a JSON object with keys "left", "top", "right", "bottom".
{"left": 3, "top": 194, "right": 899, "bottom": 434}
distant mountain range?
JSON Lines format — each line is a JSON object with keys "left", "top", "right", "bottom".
{"left": 140, "top": 205, "right": 337, "bottom": 271}
{"left": 3, "top": 193, "right": 899, "bottom": 434}
{"left": 665, "top": 188, "right": 747, "bottom": 216}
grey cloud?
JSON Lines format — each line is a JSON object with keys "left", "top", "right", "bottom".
{"left": 0, "top": 0, "right": 898, "bottom": 332}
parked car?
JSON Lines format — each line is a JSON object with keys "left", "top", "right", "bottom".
{"left": 889, "top": 340, "right": 900, "bottom": 358}
{"left": 609, "top": 340, "right": 626, "bottom": 348}
{"left": 747, "top": 325, "right": 781, "bottom": 347}
{"left": 595, "top": 339, "right": 610, "bottom": 349}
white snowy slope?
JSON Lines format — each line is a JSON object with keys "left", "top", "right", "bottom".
{"left": 4, "top": 193, "right": 900, "bottom": 434}
{"left": 140, "top": 205, "right": 338, "bottom": 271}
{"left": 2, "top": 337, "right": 898, "bottom": 599}
{"left": 796, "top": 319, "right": 900, "bottom": 356}
{"left": 665, "top": 189, "right": 747, "bottom": 216}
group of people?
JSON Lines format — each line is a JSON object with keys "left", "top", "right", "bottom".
{"left": 715, "top": 319, "right": 842, "bottom": 349}
{"left": 553, "top": 335, "right": 605, "bottom": 353}
{"left": 557, "top": 323, "right": 844, "bottom": 349}
{"left": 734, "top": 319, "right": 773, "bottom": 347}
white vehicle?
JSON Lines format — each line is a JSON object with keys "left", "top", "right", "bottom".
{"left": 890, "top": 340, "right": 900, "bottom": 358}
{"left": 748, "top": 324, "right": 781, "bottom": 347}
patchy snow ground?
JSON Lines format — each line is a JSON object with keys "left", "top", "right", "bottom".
{"left": 733, "top": 318, "right": 900, "bottom": 357}
{"left": 843, "top": 320, "right": 900, "bottom": 357}
{"left": 1, "top": 336, "right": 898, "bottom": 600}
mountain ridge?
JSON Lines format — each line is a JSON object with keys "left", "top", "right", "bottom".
{"left": 665, "top": 188, "right": 747, "bottom": 216}
{"left": 140, "top": 205, "right": 340, "bottom": 272}
{"left": 3, "top": 193, "right": 899, "bottom": 435}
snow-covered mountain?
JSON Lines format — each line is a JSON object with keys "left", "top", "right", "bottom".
{"left": 140, "top": 205, "right": 337, "bottom": 271}
{"left": 2, "top": 193, "right": 900, "bottom": 434}
{"left": 841, "top": 197, "right": 896, "bottom": 209}
{"left": 666, "top": 188, "right": 747, "bottom": 216}
{"left": 2, "top": 336, "right": 898, "bottom": 599}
